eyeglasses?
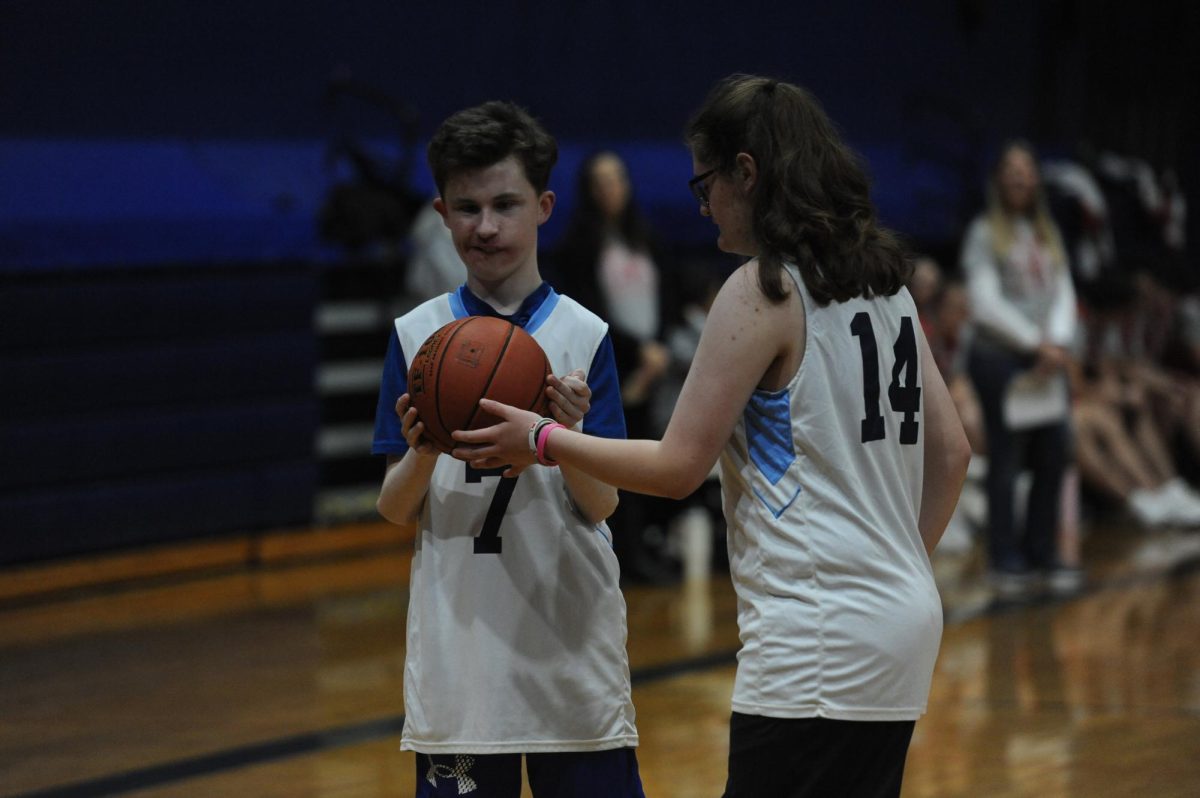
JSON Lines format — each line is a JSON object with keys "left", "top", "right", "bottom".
{"left": 688, "top": 169, "right": 717, "bottom": 207}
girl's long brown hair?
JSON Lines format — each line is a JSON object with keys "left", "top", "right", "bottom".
{"left": 686, "top": 74, "right": 910, "bottom": 305}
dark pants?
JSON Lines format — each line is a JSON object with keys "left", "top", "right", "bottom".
{"left": 721, "top": 713, "right": 916, "bottom": 798}
{"left": 416, "top": 749, "right": 645, "bottom": 798}
{"left": 612, "top": 400, "right": 680, "bottom": 583}
{"left": 968, "top": 340, "right": 1072, "bottom": 573}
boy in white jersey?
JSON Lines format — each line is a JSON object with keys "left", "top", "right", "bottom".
{"left": 456, "top": 76, "right": 973, "bottom": 797}
{"left": 372, "top": 101, "right": 644, "bottom": 798}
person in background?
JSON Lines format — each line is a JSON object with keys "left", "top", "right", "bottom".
{"left": 908, "top": 259, "right": 988, "bottom": 556}
{"left": 1069, "top": 357, "right": 1200, "bottom": 528}
{"left": 404, "top": 199, "right": 468, "bottom": 302}
{"left": 909, "top": 257, "right": 986, "bottom": 457}
{"left": 961, "top": 140, "right": 1079, "bottom": 598}
{"left": 553, "top": 150, "right": 680, "bottom": 582}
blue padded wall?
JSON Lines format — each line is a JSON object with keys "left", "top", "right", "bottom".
{"left": 0, "top": 264, "right": 318, "bottom": 564}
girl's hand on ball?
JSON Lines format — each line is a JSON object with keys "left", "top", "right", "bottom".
{"left": 452, "top": 398, "right": 539, "bottom": 477}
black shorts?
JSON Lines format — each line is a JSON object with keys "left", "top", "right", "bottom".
{"left": 415, "top": 748, "right": 644, "bottom": 798}
{"left": 721, "top": 712, "right": 916, "bottom": 798}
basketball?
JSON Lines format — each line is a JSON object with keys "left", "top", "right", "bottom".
{"left": 407, "top": 316, "right": 552, "bottom": 452}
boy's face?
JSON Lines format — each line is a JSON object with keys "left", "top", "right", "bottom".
{"left": 434, "top": 155, "right": 554, "bottom": 289}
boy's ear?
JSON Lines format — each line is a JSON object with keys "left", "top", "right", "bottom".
{"left": 432, "top": 196, "right": 447, "bottom": 220}
{"left": 537, "top": 190, "right": 556, "bottom": 224}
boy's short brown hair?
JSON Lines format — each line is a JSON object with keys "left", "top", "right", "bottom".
{"left": 427, "top": 101, "right": 558, "bottom": 196}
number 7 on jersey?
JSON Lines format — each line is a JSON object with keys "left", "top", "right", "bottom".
{"left": 465, "top": 463, "right": 517, "bottom": 553}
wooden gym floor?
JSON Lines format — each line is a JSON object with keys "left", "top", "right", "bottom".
{"left": 2, "top": 515, "right": 1199, "bottom": 797}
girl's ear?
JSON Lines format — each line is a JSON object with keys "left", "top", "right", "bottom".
{"left": 735, "top": 152, "right": 758, "bottom": 193}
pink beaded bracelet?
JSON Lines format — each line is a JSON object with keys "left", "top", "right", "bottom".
{"left": 535, "top": 422, "right": 566, "bottom": 466}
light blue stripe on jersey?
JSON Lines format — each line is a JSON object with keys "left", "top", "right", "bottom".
{"left": 524, "top": 289, "right": 559, "bottom": 334}
{"left": 752, "top": 484, "right": 802, "bottom": 519}
{"left": 744, "top": 389, "right": 795, "bottom": 483}
{"left": 744, "top": 388, "right": 801, "bottom": 517}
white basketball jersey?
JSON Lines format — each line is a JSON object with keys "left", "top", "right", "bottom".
{"left": 721, "top": 265, "right": 942, "bottom": 721}
{"left": 393, "top": 290, "right": 638, "bottom": 753}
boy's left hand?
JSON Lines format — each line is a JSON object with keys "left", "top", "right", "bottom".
{"left": 546, "top": 368, "right": 589, "bottom": 429}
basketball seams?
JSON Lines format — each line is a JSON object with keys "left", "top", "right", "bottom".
{"left": 430, "top": 317, "right": 474, "bottom": 450}
{"left": 463, "top": 321, "right": 515, "bottom": 431}
{"left": 518, "top": 356, "right": 551, "bottom": 416}
{"left": 505, "top": 325, "right": 549, "bottom": 416}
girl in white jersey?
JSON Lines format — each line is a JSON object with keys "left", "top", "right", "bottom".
{"left": 455, "top": 75, "right": 972, "bottom": 797}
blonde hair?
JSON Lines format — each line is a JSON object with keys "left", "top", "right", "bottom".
{"left": 985, "top": 140, "right": 1068, "bottom": 270}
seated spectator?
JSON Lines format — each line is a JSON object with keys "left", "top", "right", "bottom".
{"left": 908, "top": 258, "right": 987, "bottom": 555}
{"left": 908, "top": 256, "right": 985, "bottom": 454}
{"left": 1070, "top": 359, "right": 1200, "bottom": 527}
{"left": 931, "top": 278, "right": 987, "bottom": 457}
{"left": 908, "top": 255, "right": 944, "bottom": 327}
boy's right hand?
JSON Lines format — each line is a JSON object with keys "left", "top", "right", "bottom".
{"left": 396, "top": 394, "right": 439, "bottom": 456}
{"left": 546, "top": 369, "right": 590, "bottom": 429}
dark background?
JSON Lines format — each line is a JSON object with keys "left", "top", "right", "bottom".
{"left": 2, "top": 0, "right": 1196, "bottom": 562}
{"left": 4, "top": 0, "right": 1197, "bottom": 260}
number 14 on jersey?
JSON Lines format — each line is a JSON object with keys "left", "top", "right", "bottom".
{"left": 850, "top": 312, "right": 921, "bottom": 445}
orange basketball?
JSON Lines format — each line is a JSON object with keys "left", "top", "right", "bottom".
{"left": 407, "top": 316, "right": 552, "bottom": 452}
